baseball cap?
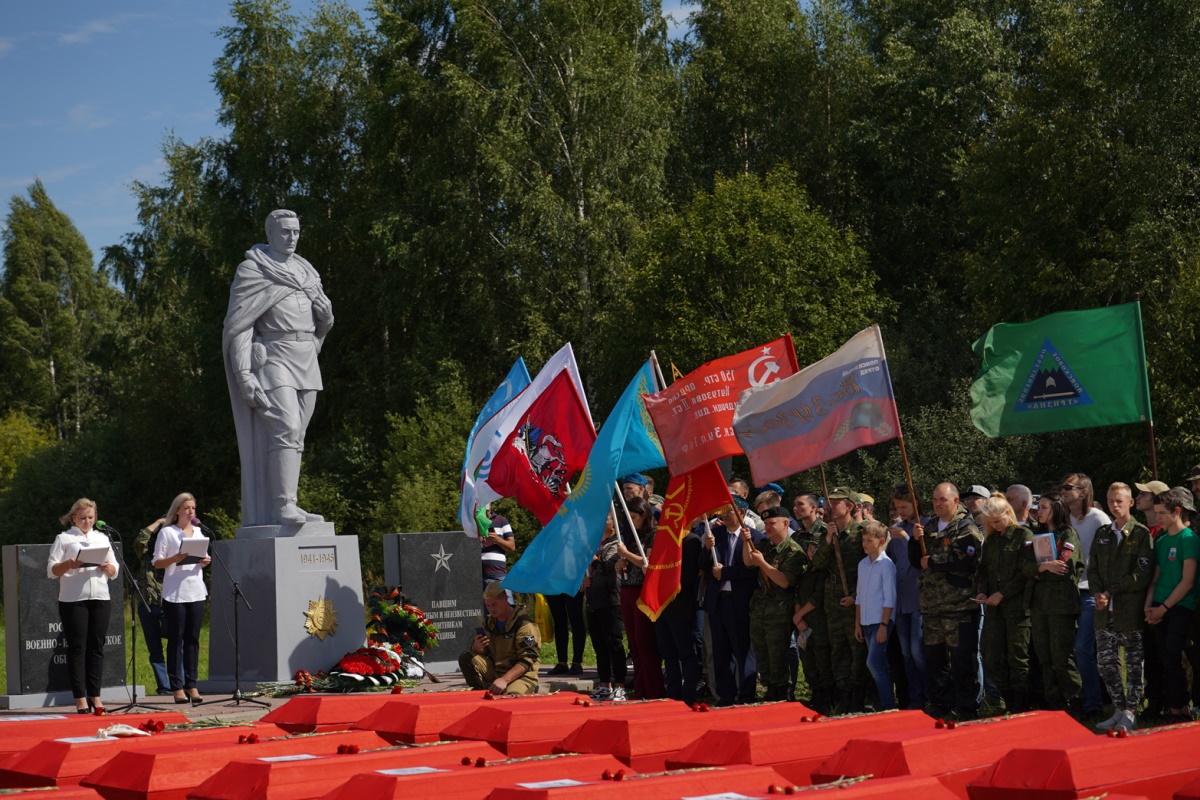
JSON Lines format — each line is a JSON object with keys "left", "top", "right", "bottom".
{"left": 858, "top": 492, "right": 875, "bottom": 507}
{"left": 963, "top": 485, "right": 992, "bottom": 499}
{"left": 1164, "top": 486, "right": 1197, "bottom": 512}
{"left": 1185, "top": 465, "right": 1200, "bottom": 482}
{"left": 1135, "top": 480, "right": 1170, "bottom": 495}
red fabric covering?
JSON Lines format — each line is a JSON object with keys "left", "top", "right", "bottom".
{"left": 968, "top": 721, "right": 1200, "bottom": 799}
{"left": 318, "top": 754, "right": 625, "bottom": 800}
{"left": 666, "top": 709, "right": 930, "bottom": 785}
{"left": 557, "top": 701, "right": 813, "bottom": 771}
{"left": 812, "top": 710, "right": 1088, "bottom": 797}
{"left": 0, "top": 722, "right": 277, "bottom": 789}
{"left": 493, "top": 772, "right": 963, "bottom": 800}
{"left": 261, "top": 695, "right": 402, "bottom": 734}
{"left": 0, "top": 713, "right": 190, "bottom": 758}
{"left": 351, "top": 692, "right": 587, "bottom": 745}
{"left": 189, "top": 740, "right": 506, "bottom": 800}
{"left": 441, "top": 698, "right": 695, "bottom": 757}
{"left": 80, "top": 729, "right": 389, "bottom": 800}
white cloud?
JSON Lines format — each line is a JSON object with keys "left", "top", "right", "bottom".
{"left": 58, "top": 19, "right": 121, "bottom": 45}
{"left": 66, "top": 102, "right": 116, "bottom": 130}
{"left": 0, "top": 37, "right": 13, "bottom": 56}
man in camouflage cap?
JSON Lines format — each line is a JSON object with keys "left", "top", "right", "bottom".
{"left": 812, "top": 486, "right": 869, "bottom": 712}
{"left": 459, "top": 582, "right": 541, "bottom": 694}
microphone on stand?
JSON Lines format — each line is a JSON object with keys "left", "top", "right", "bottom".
{"left": 191, "top": 517, "right": 219, "bottom": 538}
{"left": 96, "top": 520, "right": 121, "bottom": 539}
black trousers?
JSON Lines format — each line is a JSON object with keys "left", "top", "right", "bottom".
{"left": 59, "top": 599, "right": 110, "bottom": 699}
{"left": 587, "top": 605, "right": 626, "bottom": 684}
{"left": 547, "top": 592, "right": 586, "bottom": 664}
{"left": 164, "top": 599, "right": 205, "bottom": 690}
{"left": 1152, "top": 603, "right": 1193, "bottom": 710}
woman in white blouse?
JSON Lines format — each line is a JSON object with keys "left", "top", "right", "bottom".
{"left": 47, "top": 498, "right": 119, "bottom": 713}
{"left": 152, "top": 492, "right": 211, "bottom": 705}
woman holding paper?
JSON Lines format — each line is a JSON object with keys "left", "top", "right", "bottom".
{"left": 153, "top": 492, "right": 211, "bottom": 705}
{"left": 47, "top": 497, "right": 119, "bottom": 714}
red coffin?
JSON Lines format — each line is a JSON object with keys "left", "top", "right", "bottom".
{"left": 261, "top": 695, "right": 404, "bottom": 734}
{"left": 968, "top": 721, "right": 1200, "bottom": 799}
{"left": 317, "top": 753, "right": 625, "bottom": 800}
{"left": 0, "top": 723, "right": 278, "bottom": 789}
{"left": 187, "top": 740, "right": 506, "bottom": 800}
{"left": 556, "top": 701, "right": 814, "bottom": 771}
{"left": 81, "top": 729, "right": 390, "bottom": 800}
{"left": 352, "top": 692, "right": 587, "bottom": 745}
{"left": 666, "top": 709, "right": 930, "bottom": 784}
{"left": 812, "top": 711, "right": 1089, "bottom": 797}
{"left": 490, "top": 772, "right": 966, "bottom": 800}
{"left": 0, "top": 713, "right": 190, "bottom": 759}
{"left": 441, "top": 699, "right": 693, "bottom": 757}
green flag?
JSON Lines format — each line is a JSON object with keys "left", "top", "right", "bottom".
{"left": 970, "top": 302, "right": 1152, "bottom": 438}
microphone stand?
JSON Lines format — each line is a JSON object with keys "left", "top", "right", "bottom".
{"left": 104, "top": 527, "right": 157, "bottom": 714}
{"left": 204, "top": 532, "right": 270, "bottom": 708}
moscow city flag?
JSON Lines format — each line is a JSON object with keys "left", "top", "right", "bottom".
{"left": 969, "top": 302, "right": 1152, "bottom": 437}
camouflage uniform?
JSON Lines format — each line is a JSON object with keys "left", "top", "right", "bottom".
{"left": 458, "top": 607, "right": 541, "bottom": 694}
{"left": 749, "top": 535, "right": 809, "bottom": 700}
{"left": 910, "top": 506, "right": 983, "bottom": 717}
{"left": 1089, "top": 518, "right": 1153, "bottom": 713}
{"left": 813, "top": 520, "right": 868, "bottom": 707}
{"left": 1024, "top": 527, "right": 1084, "bottom": 710}
{"left": 792, "top": 522, "right": 834, "bottom": 709}
{"left": 976, "top": 523, "right": 1033, "bottom": 709}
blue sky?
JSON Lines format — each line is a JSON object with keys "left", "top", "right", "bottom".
{"left": 0, "top": 1, "right": 690, "bottom": 265}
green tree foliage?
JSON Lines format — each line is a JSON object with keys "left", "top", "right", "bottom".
{"left": 0, "top": 411, "right": 54, "bottom": 495}
{"left": 10, "top": 0, "right": 1200, "bottom": 557}
{"left": 0, "top": 181, "right": 121, "bottom": 438}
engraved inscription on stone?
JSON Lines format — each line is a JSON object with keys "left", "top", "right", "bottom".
{"left": 298, "top": 547, "right": 337, "bottom": 572}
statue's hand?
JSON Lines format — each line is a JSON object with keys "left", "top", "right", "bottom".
{"left": 311, "top": 294, "right": 333, "bottom": 325}
{"left": 237, "top": 372, "right": 270, "bottom": 409}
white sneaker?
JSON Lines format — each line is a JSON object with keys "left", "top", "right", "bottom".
{"left": 590, "top": 685, "right": 613, "bottom": 700}
{"left": 1096, "top": 710, "right": 1123, "bottom": 730}
{"left": 610, "top": 687, "right": 627, "bottom": 702}
{"left": 1114, "top": 709, "right": 1136, "bottom": 731}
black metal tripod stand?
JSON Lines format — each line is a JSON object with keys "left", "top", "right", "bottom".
{"left": 106, "top": 529, "right": 157, "bottom": 713}
{"left": 206, "top": 541, "right": 270, "bottom": 708}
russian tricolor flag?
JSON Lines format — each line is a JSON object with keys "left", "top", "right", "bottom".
{"left": 732, "top": 325, "right": 901, "bottom": 485}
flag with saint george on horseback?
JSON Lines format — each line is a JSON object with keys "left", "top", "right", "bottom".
{"left": 732, "top": 325, "right": 901, "bottom": 486}
{"left": 502, "top": 361, "right": 665, "bottom": 596}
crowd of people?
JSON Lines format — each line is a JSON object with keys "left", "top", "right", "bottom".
{"left": 464, "top": 470, "right": 1200, "bottom": 732}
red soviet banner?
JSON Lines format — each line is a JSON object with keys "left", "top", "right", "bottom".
{"left": 643, "top": 335, "right": 799, "bottom": 477}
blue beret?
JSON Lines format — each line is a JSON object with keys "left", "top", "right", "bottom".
{"left": 620, "top": 473, "right": 648, "bottom": 486}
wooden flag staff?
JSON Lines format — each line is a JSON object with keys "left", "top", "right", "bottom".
{"left": 818, "top": 464, "right": 850, "bottom": 597}
{"left": 897, "top": 434, "right": 927, "bottom": 557}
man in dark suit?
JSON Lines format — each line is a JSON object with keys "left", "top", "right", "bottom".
{"left": 703, "top": 498, "right": 764, "bottom": 705}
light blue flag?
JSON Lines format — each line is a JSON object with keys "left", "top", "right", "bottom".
{"left": 503, "top": 361, "right": 665, "bottom": 595}
{"left": 459, "top": 358, "right": 531, "bottom": 535}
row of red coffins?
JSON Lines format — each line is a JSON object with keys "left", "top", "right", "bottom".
{"left": 8, "top": 693, "right": 1200, "bottom": 799}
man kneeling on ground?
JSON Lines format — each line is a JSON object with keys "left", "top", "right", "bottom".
{"left": 459, "top": 581, "right": 541, "bottom": 694}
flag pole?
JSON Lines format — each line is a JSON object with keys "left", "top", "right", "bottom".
{"left": 650, "top": 351, "right": 669, "bottom": 392}
{"left": 1132, "top": 295, "right": 1159, "bottom": 480}
{"left": 704, "top": 516, "right": 721, "bottom": 568}
{"left": 614, "top": 481, "right": 648, "bottom": 561}
{"left": 818, "top": 464, "right": 850, "bottom": 597}
{"left": 896, "top": 434, "right": 927, "bottom": 557}
{"left": 1148, "top": 422, "right": 1159, "bottom": 481}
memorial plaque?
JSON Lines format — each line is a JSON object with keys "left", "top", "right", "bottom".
{"left": 3, "top": 543, "right": 126, "bottom": 696}
{"left": 383, "top": 531, "right": 481, "bottom": 673}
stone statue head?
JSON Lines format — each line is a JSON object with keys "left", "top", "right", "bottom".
{"left": 265, "top": 209, "right": 300, "bottom": 260}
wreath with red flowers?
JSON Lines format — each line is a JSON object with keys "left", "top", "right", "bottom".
{"left": 364, "top": 586, "right": 439, "bottom": 659}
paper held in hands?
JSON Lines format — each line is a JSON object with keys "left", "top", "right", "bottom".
{"left": 75, "top": 545, "right": 111, "bottom": 566}
{"left": 178, "top": 536, "right": 210, "bottom": 565}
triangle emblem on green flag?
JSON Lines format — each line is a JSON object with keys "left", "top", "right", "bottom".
{"left": 1014, "top": 339, "right": 1094, "bottom": 412}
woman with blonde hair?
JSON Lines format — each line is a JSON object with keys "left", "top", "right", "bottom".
{"left": 47, "top": 498, "right": 119, "bottom": 713}
{"left": 152, "top": 493, "right": 211, "bottom": 705}
{"left": 975, "top": 493, "right": 1034, "bottom": 711}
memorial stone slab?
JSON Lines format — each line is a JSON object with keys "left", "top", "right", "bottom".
{"left": 203, "top": 534, "right": 365, "bottom": 691}
{"left": 383, "top": 532, "right": 481, "bottom": 673}
{"left": 3, "top": 544, "right": 126, "bottom": 704}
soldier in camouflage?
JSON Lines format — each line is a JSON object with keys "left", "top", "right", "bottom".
{"left": 748, "top": 506, "right": 810, "bottom": 701}
{"left": 910, "top": 482, "right": 984, "bottom": 719}
{"left": 459, "top": 581, "right": 541, "bottom": 694}
{"left": 812, "top": 487, "right": 869, "bottom": 712}
{"left": 1090, "top": 482, "right": 1152, "bottom": 730}
{"left": 790, "top": 492, "right": 832, "bottom": 711}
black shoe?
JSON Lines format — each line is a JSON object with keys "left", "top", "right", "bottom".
{"left": 190, "top": 693, "right": 204, "bottom": 706}
{"left": 567, "top": 663, "right": 583, "bottom": 675}
{"left": 547, "top": 663, "right": 569, "bottom": 675}
{"left": 77, "top": 708, "right": 91, "bottom": 715}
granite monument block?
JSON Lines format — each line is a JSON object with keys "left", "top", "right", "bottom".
{"left": 3, "top": 543, "right": 126, "bottom": 702}
{"left": 383, "top": 531, "right": 482, "bottom": 673}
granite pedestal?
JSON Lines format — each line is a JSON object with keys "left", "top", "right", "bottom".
{"left": 202, "top": 527, "right": 365, "bottom": 692}
{"left": 382, "top": 531, "right": 482, "bottom": 673}
{"left": 2, "top": 543, "right": 133, "bottom": 709}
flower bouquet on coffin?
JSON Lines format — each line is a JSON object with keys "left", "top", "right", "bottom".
{"left": 363, "top": 585, "right": 441, "bottom": 680}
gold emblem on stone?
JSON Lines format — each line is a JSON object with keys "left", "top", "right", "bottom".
{"left": 303, "top": 596, "right": 338, "bottom": 640}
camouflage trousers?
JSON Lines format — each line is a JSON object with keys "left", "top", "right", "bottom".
{"left": 982, "top": 608, "right": 1031, "bottom": 695}
{"left": 1031, "top": 613, "right": 1081, "bottom": 708}
{"left": 797, "top": 609, "right": 834, "bottom": 693}
{"left": 1096, "top": 625, "right": 1144, "bottom": 711}
{"left": 750, "top": 595, "right": 795, "bottom": 691}
{"left": 826, "top": 601, "right": 868, "bottom": 691}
